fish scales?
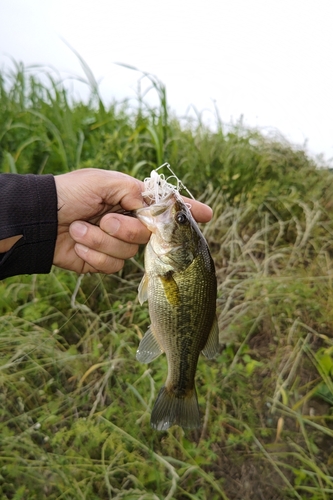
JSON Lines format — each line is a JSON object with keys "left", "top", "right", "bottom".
{"left": 135, "top": 171, "right": 219, "bottom": 430}
{"left": 150, "top": 252, "right": 216, "bottom": 394}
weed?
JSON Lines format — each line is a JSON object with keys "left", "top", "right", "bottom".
{"left": 1, "top": 60, "right": 333, "bottom": 498}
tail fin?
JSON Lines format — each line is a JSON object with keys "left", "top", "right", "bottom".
{"left": 150, "top": 386, "right": 201, "bottom": 431}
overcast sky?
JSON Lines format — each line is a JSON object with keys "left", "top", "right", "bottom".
{"left": 1, "top": 0, "right": 332, "bottom": 162}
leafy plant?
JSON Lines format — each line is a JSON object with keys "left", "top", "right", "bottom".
{"left": 1, "top": 59, "right": 333, "bottom": 499}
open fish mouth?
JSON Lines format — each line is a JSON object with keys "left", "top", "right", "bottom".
{"left": 135, "top": 195, "right": 174, "bottom": 232}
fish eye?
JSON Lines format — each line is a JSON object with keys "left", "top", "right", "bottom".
{"left": 175, "top": 211, "right": 188, "bottom": 224}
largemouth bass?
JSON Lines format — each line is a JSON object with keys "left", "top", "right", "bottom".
{"left": 135, "top": 170, "right": 219, "bottom": 431}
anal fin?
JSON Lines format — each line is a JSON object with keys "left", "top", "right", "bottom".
{"left": 136, "top": 325, "right": 163, "bottom": 364}
{"left": 201, "top": 315, "right": 219, "bottom": 359}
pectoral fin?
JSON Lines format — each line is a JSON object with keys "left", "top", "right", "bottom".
{"left": 138, "top": 274, "right": 149, "bottom": 305}
{"left": 136, "top": 325, "right": 164, "bottom": 364}
{"left": 201, "top": 315, "right": 219, "bottom": 359}
{"left": 159, "top": 272, "right": 180, "bottom": 306}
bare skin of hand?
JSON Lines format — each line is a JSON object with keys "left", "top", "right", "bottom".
{"left": 54, "top": 168, "right": 213, "bottom": 274}
{"left": 0, "top": 235, "right": 22, "bottom": 253}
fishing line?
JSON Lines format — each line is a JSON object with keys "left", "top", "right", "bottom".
{"left": 155, "top": 163, "right": 195, "bottom": 200}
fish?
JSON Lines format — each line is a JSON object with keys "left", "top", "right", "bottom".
{"left": 135, "top": 169, "right": 219, "bottom": 431}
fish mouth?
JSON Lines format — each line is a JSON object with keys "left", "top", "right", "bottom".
{"left": 135, "top": 204, "right": 168, "bottom": 232}
{"left": 135, "top": 193, "right": 176, "bottom": 232}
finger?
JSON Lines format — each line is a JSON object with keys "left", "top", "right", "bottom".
{"left": 69, "top": 220, "right": 140, "bottom": 260}
{"left": 100, "top": 213, "right": 151, "bottom": 245}
{"left": 96, "top": 170, "right": 146, "bottom": 211}
{"left": 74, "top": 243, "right": 125, "bottom": 274}
{"left": 183, "top": 197, "right": 213, "bottom": 223}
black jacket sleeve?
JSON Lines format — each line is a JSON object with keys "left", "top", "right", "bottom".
{"left": 0, "top": 174, "right": 58, "bottom": 279}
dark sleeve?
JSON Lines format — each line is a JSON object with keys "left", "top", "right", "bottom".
{"left": 0, "top": 174, "right": 58, "bottom": 279}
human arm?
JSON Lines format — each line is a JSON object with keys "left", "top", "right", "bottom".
{"left": 0, "top": 173, "right": 58, "bottom": 279}
{"left": 0, "top": 169, "right": 212, "bottom": 279}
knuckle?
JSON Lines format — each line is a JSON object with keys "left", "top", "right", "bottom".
{"left": 95, "top": 252, "right": 124, "bottom": 274}
{"left": 111, "top": 259, "right": 125, "bottom": 273}
{"left": 125, "top": 227, "right": 139, "bottom": 243}
{"left": 127, "top": 243, "right": 139, "bottom": 258}
{"left": 95, "top": 252, "right": 111, "bottom": 270}
{"left": 120, "top": 217, "right": 141, "bottom": 243}
{"left": 89, "top": 230, "right": 105, "bottom": 250}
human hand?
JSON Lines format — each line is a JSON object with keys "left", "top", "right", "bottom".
{"left": 54, "top": 168, "right": 213, "bottom": 274}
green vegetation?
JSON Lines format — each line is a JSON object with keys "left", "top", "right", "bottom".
{"left": 1, "top": 60, "right": 333, "bottom": 499}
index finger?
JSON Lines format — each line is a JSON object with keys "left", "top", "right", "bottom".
{"left": 183, "top": 196, "right": 213, "bottom": 223}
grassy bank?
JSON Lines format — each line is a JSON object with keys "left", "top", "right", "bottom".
{"left": 1, "top": 62, "right": 333, "bottom": 499}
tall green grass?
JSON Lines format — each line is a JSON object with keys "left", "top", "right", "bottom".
{"left": 1, "top": 61, "right": 333, "bottom": 499}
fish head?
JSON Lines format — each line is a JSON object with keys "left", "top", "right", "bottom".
{"left": 136, "top": 193, "right": 203, "bottom": 270}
